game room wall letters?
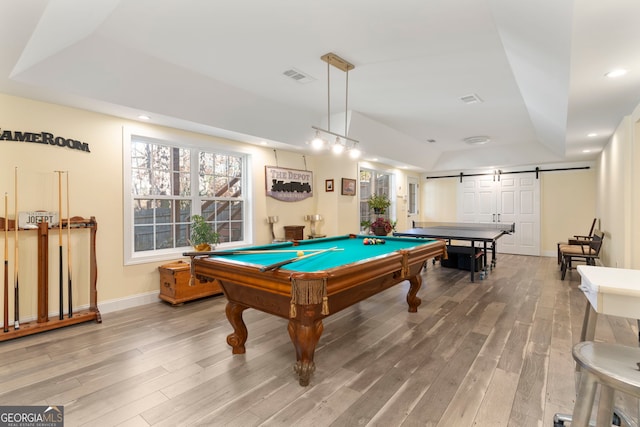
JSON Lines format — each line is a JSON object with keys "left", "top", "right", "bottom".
{"left": 265, "top": 166, "right": 313, "bottom": 202}
{"left": 0, "top": 127, "right": 91, "bottom": 153}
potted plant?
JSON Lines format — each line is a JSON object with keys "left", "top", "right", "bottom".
{"left": 370, "top": 217, "right": 393, "bottom": 236}
{"left": 367, "top": 194, "right": 391, "bottom": 214}
{"left": 189, "top": 214, "right": 220, "bottom": 251}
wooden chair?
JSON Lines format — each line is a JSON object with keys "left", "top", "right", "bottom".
{"left": 557, "top": 218, "right": 598, "bottom": 263}
{"left": 559, "top": 230, "right": 604, "bottom": 280}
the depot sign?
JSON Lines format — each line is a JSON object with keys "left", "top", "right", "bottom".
{"left": 265, "top": 166, "right": 313, "bottom": 202}
{"left": 1, "top": 127, "right": 91, "bottom": 153}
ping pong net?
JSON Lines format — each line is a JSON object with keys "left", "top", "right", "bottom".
{"left": 411, "top": 221, "right": 515, "bottom": 233}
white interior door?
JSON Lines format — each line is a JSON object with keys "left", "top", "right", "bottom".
{"left": 498, "top": 173, "right": 540, "bottom": 255}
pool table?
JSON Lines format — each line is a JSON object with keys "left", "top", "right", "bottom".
{"left": 185, "top": 234, "right": 445, "bottom": 386}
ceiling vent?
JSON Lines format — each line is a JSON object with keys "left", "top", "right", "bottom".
{"left": 459, "top": 93, "right": 483, "bottom": 104}
{"left": 282, "top": 68, "right": 315, "bottom": 84}
{"left": 464, "top": 135, "right": 490, "bottom": 145}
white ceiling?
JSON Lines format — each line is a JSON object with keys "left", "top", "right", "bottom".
{"left": 2, "top": 0, "right": 640, "bottom": 173}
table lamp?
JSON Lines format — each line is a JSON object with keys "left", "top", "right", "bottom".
{"left": 304, "top": 214, "right": 323, "bottom": 237}
{"left": 267, "top": 216, "right": 279, "bottom": 241}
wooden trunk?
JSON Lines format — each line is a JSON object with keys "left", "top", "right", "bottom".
{"left": 284, "top": 225, "right": 305, "bottom": 241}
{"left": 158, "top": 260, "right": 222, "bottom": 305}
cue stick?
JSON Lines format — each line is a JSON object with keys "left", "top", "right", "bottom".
{"left": 183, "top": 248, "right": 344, "bottom": 257}
{"left": 55, "top": 170, "right": 64, "bottom": 320}
{"left": 66, "top": 171, "right": 72, "bottom": 318}
{"left": 13, "top": 167, "right": 19, "bottom": 330}
{"left": 259, "top": 246, "right": 338, "bottom": 272}
{"left": 3, "top": 193, "right": 8, "bottom": 332}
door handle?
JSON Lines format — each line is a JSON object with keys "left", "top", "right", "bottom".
{"left": 497, "top": 213, "right": 501, "bottom": 222}
{"left": 492, "top": 214, "right": 496, "bottom": 222}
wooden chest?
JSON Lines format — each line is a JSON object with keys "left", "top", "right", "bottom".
{"left": 284, "top": 225, "right": 305, "bottom": 241}
{"left": 158, "top": 260, "right": 223, "bottom": 305}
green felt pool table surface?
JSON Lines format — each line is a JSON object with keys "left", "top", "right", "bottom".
{"left": 208, "top": 234, "right": 440, "bottom": 272}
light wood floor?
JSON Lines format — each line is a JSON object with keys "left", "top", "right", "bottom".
{"left": 1, "top": 255, "right": 638, "bottom": 426}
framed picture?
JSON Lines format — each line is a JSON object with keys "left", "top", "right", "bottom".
{"left": 325, "top": 179, "right": 334, "bottom": 192}
{"left": 341, "top": 178, "right": 356, "bottom": 196}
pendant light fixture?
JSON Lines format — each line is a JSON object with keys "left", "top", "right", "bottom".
{"left": 311, "top": 52, "right": 361, "bottom": 158}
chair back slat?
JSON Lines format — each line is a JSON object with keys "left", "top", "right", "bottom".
{"left": 587, "top": 218, "right": 597, "bottom": 237}
{"left": 589, "top": 230, "right": 604, "bottom": 255}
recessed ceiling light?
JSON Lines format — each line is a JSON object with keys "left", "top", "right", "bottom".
{"left": 463, "top": 136, "right": 490, "bottom": 145}
{"left": 605, "top": 69, "right": 627, "bottom": 78}
{"left": 582, "top": 149, "right": 592, "bottom": 153}
{"left": 587, "top": 133, "right": 597, "bottom": 137}
{"left": 260, "top": 141, "right": 268, "bottom": 145}
{"left": 138, "top": 115, "right": 150, "bottom": 120}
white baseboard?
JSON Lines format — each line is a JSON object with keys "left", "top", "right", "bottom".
{"left": 1, "top": 291, "right": 161, "bottom": 329}
{"left": 98, "top": 291, "right": 161, "bottom": 314}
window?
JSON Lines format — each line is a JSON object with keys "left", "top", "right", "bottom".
{"left": 408, "top": 177, "right": 418, "bottom": 215}
{"left": 359, "top": 167, "right": 393, "bottom": 226}
{"left": 124, "top": 129, "right": 249, "bottom": 264}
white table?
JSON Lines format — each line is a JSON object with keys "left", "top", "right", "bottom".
{"left": 577, "top": 265, "right": 640, "bottom": 342}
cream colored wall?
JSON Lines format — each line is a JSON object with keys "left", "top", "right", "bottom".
{"left": 633, "top": 116, "right": 640, "bottom": 269}
{"left": 540, "top": 170, "right": 596, "bottom": 255}
{"left": 1, "top": 94, "right": 128, "bottom": 319}
{"left": 0, "top": 93, "right": 327, "bottom": 320}
{"left": 313, "top": 155, "right": 360, "bottom": 236}
{"left": 422, "top": 177, "right": 458, "bottom": 221}
{"left": 595, "top": 107, "right": 639, "bottom": 269}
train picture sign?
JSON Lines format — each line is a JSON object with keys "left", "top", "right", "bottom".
{"left": 265, "top": 166, "right": 313, "bottom": 202}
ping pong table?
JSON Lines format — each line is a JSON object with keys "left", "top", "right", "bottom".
{"left": 393, "top": 221, "right": 515, "bottom": 282}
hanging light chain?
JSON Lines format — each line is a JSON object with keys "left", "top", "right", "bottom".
{"left": 310, "top": 53, "right": 360, "bottom": 158}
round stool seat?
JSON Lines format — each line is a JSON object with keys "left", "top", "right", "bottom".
{"left": 573, "top": 341, "right": 640, "bottom": 397}
{"left": 571, "top": 341, "right": 640, "bottom": 427}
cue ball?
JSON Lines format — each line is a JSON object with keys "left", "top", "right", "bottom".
{"left": 297, "top": 251, "right": 304, "bottom": 257}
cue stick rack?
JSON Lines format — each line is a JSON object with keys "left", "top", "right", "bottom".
{"left": 0, "top": 215, "right": 100, "bottom": 341}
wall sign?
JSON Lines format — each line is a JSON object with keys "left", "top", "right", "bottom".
{"left": 265, "top": 166, "right": 313, "bottom": 202}
{"left": 1, "top": 127, "right": 91, "bottom": 153}
{"left": 18, "top": 211, "right": 59, "bottom": 229}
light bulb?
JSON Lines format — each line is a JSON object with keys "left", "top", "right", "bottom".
{"left": 349, "top": 147, "right": 361, "bottom": 159}
{"left": 332, "top": 141, "right": 345, "bottom": 154}
{"left": 311, "top": 137, "right": 325, "bottom": 150}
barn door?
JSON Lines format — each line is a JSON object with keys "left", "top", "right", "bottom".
{"left": 458, "top": 172, "right": 540, "bottom": 256}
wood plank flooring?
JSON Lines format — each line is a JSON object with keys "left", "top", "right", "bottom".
{"left": 1, "top": 254, "right": 638, "bottom": 426}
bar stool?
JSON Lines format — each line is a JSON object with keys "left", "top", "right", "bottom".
{"left": 568, "top": 341, "right": 640, "bottom": 427}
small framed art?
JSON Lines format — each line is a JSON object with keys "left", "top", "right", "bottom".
{"left": 325, "top": 179, "right": 334, "bottom": 192}
{"left": 341, "top": 178, "right": 356, "bottom": 196}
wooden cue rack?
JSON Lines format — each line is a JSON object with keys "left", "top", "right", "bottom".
{"left": 0, "top": 216, "right": 100, "bottom": 341}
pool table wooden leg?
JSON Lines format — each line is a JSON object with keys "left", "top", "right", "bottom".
{"left": 406, "top": 274, "right": 423, "bottom": 313}
{"left": 225, "top": 301, "right": 249, "bottom": 354}
{"left": 288, "top": 305, "right": 324, "bottom": 386}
